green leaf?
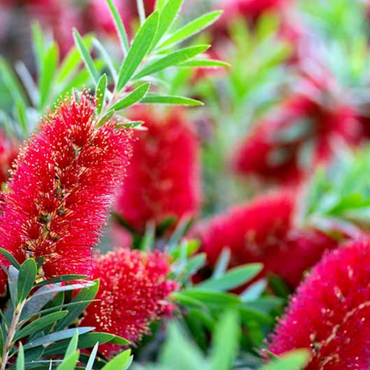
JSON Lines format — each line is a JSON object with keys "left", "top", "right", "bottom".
{"left": 259, "top": 349, "right": 310, "bottom": 370}
{"left": 85, "top": 342, "right": 99, "bottom": 370}
{"left": 7, "top": 266, "right": 19, "bottom": 308}
{"left": 197, "top": 264, "right": 263, "bottom": 291}
{"left": 141, "top": 94, "right": 203, "bottom": 106}
{"left": 135, "top": 45, "right": 209, "bottom": 79}
{"left": 16, "top": 343, "right": 25, "bottom": 370}
{"left": 158, "top": 11, "right": 222, "bottom": 49}
{"left": 39, "top": 43, "right": 59, "bottom": 109}
{"left": 31, "top": 23, "right": 45, "bottom": 71}
{"left": 17, "top": 259, "right": 37, "bottom": 304}
{"left": 212, "top": 249, "right": 231, "bottom": 279}
{"left": 16, "top": 101, "right": 28, "bottom": 137}
{"left": 15, "top": 311, "right": 68, "bottom": 341}
{"left": 102, "top": 349, "right": 133, "bottom": 370}
{"left": 0, "top": 324, "right": 4, "bottom": 359}
{"left": 57, "top": 351, "right": 80, "bottom": 370}
{"left": 211, "top": 311, "right": 240, "bottom": 370}
{"left": 93, "top": 38, "right": 118, "bottom": 82}
{"left": 55, "top": 280, "right": 99, "bottom": 331}
{"left": 180, "top": 59, "right": 230, "bottom": 68}
{"left": 35, "top": 275, "right": 89, "bottom": 288}
{"left": 23, "top": 327, "right": 94, "bottom": 350}
{"left": 65, "top": 330, "right": 79, "bottom": 358}
{"left": 57, "top": 35, "right": 93, "bottom": 84}
{"left": 160, "top": 323, "right": 209, "bottom": 370}
{"left": 152, "top": 0, "right": 183, "bottom": 48}
{"left": 96, "top": 74, "right": 108, "bottom": 115}
{"left": 110, "top": 83, "right": 150, "bottom": 112}
{"left": 116, "top": 11, "right": 159, "bottom": 91}
{"left": 0, "top": 58, "right": 27, "bottom": 105}
{"left": 32, "top": 282, "right": 96, "bottom": 298}
{"left": 0, "top": 248, "right": 20, "bottom": 269}
{"left": 175, "top": 290, "right": 241, "bottom": 308}
{"left": 73, "top": 29, "right": 99, "bottom": 84}
{"left": 44, "top": 332, "right": 129, "bottom": 357}
{"left": 106, "top": 0, "right": 130, "bottom": 54}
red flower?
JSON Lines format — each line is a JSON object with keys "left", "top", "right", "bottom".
{"left": 0, "top": 131, "right": 18, "bottom": 185}
{"left": 0, "top": 92, "right": 132, "bottom": 294}
{"left": 80, "top": 248, "right": 179, "bottom": 357}
{"left": 220, "top": 0, "right": 288, "bottom": 22}
{"left": 195, "top": 191, "right": 336, "bottom": 287}
{"left": 234, "top": 78, "right": 361, "bottom": 184}
{"left": 269, "top": 240, "right": 370, "bottom": 369}
{"left": 114, "top": 107, "right": 201, "bottom": 234}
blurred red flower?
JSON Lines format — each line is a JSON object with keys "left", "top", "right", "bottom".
{"left": 114, "top": 107, "right": 201, "bottom": 234}
{"left": 194, "top": 190, "right": 336, "bottom": 288}
{"left": 269, "top": 240, "right": 370, "bottom": 369}
{"left": 81, "top": 248, "right": 178, "bottom": 357}
{"left": 0, "top": 92, "right": 132, "bottom": 294}
{"left": 0, "top": 131, "right": 18, "bottom": 186}
{"left": 234, "top": 76, "right": 361, "bottom": 184}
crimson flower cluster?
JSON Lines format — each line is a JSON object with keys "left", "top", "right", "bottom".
{"left": 114, "top": 107, "right": 201, "bottom": 234}
{"left": 194, "top": 190, "right": 336, "bottom": 288}
{"left": 234, "top": 76, "right": 361, "bottom": 184}
{"left": 0, "top": 93, "right": 132, "bottom": 294}
{"left": 269, "top": 240, "right": 370, "bottom": 369}
{"left": 80, "top": 248, "right": 178, "bottom": 357}
{"left": 0, "top": 130, "right": 18, "bottom": 186}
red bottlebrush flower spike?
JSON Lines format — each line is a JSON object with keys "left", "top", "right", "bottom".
{"left": 0, "top": 130, "right": 18, "bottom": 186}
{"left": 114, "top": 107, "right": 201, "bottom": 234}
{"left": 269, "top": 241, "right": 370, "bottom": 369}
{"left": 0, "top": 92, "right": 132, "bottom": 294}
{"left": 80, "top": 248, "right": 179, "bottom": 357}
{"left": 234, "top": 79, "right": 361, "bottom": 184}
{"left": 194, "top": 191, "right": 336, "bottom": 288}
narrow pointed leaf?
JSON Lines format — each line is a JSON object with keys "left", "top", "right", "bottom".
{"left": 0, "top": 248, "right": 20, "bottom": 269}
{"left": 102, "top": 349, "right": 133, "bottom": 370}
{"left": 180, "top": 59, "right": 230, "bottom": 68}
{"left": 197, "top": 264, "right": 263, "bottom": 291}
{"left": 110, "top": 83, "right": 150, "bottom": 112}
{"left": 106, "top": 0, "right": 130, "bottom": 54}
{"left": 65, "top": 330, "right": 79, "bottom": 358}
{"left": 152, "top": 0, "right": 183, "bottom": 48}
{"left": 16, "top": 343, "right": 25, "bottom": 370}
{"left": 73, "top": 29, "right": 99, "bottom": 84}
{"left": 15, "top": 311, "right": 68, "bottom": 341}
{"left": 17, "top": 259, "right": 37, "bottom": 304}
{"left": 135, "top": 45, "right": 209, "bottom": 79}
{"left": 23, "top": 327, "right": 94, "bottom": 350}
{"left": 159, "top": 11, "right": 223, "bottom": 49}
{"left": 35, "top": 275, "right": 89, "bottom": 288}
{"left": 57, "top": 351, "right": 80, "bottom": 370}
{"left": 116, "top": 11, "right": 159, "bottom": 91}
{"left": 55, "top": 280, "right": 99, "bottom": 330}
{"left": 141, "top": 94, "right": 203, "bottom": 106}
{"left": 39, "top": 43, "right": 59, "bottom": 109}
{"left": 96, "top": 74, "right": 107, "bottom": 115}
{"left": 86, "top": 342, "right": 99, "bottom": 370}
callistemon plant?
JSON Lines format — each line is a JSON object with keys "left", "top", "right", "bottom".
{"left": 269, "top": 241, "right": 370, "bottom": 369}
{"left": 0, "top": 0, "right": 226, "bottom": 368}
{"left": 114, "top": 106, "right": 201, "bottom": 235}
{"left": 194, "top": 190, "right": 337, "bottom": 288}
{"left": 80, "top": 248, "right": 179, "bottom": 357}
{"left": 0, "top": 92, "right": 133, "bottom": 293}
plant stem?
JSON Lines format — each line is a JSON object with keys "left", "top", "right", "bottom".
{"left": 1, "top": 301, "right": 26, "bottom": 370}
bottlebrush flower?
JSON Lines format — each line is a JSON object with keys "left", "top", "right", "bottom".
{"left": 234, "top": 77, "right": 361, "bottom": 184}
{"left": 0, "top": 92, "right": 132, "bottom": 294}
{"left": 114, "top": 107, "right": 201, "bottom": 234}
{"left": 0, "top": 131, "right": 18, "bottom": 186}
{"left": 269, "top": 241, "right": 370, "bottom": 369}
{"left": 80, "top": 248, "right": 179, "bottom": 357}
{"left": 220, "top": 0, "right": 288, "bottom": 22}
{"left": 194, "top": 191, "right": 336, "bottom": 288}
